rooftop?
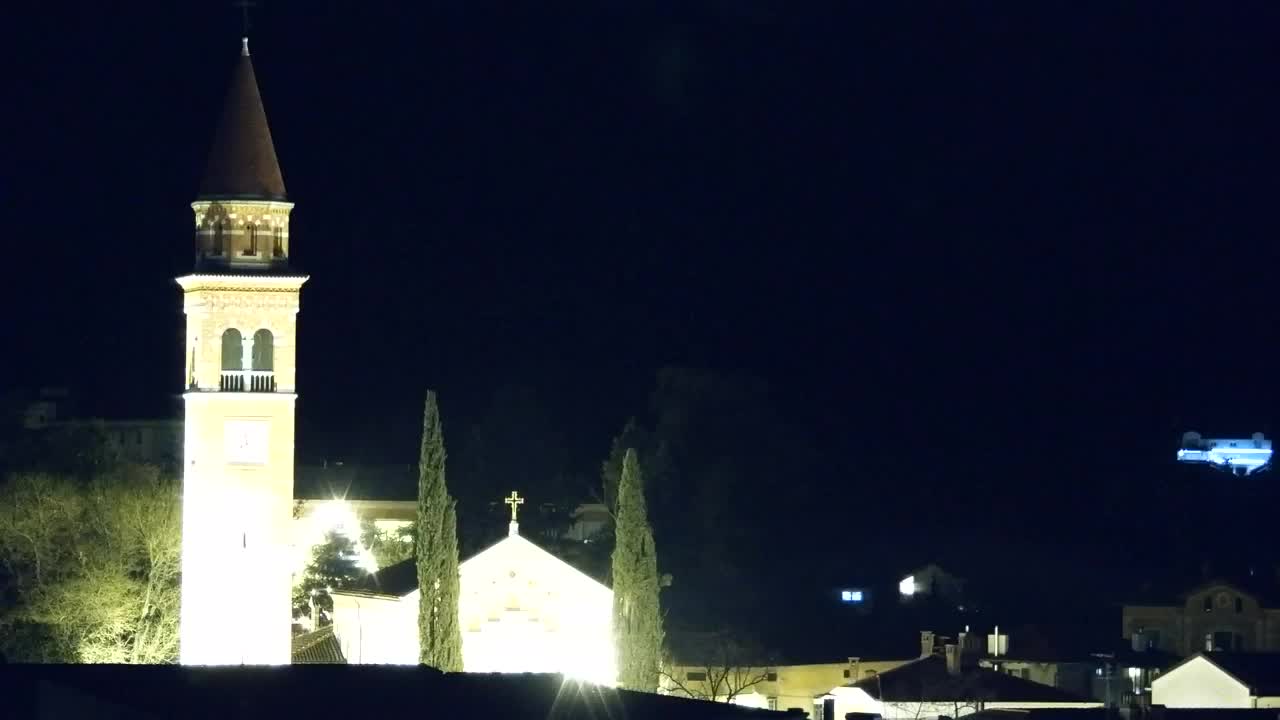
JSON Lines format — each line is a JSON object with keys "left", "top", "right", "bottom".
{"left": 198, "top": 38, "right": 287, "bottom": 201}
{"left": 1169, "top": 652, "right": 1280, "bottom": 697}
{"left": 2, "top": 665, "right": 801, "bottom": 719}
{"left": 848, "top": 655, "right": 1094, "bottom": 703}
{"left": 343, "top": 557, "right": 418, "bottom": 597}
{"left": 292, "top": 626, "right": 346, "bottom": 664}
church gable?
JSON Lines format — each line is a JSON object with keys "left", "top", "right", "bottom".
{"left": 456, "top": 532, "right": 614, "bottom": 681}
{"left": 461, "top": 534, "right": 610, "bottom": 599}
{"left": 328, "top": 509, "right": 616, "bottom": 682}
{"left": 340, "top": 532, "right": 609, "bottom": 601}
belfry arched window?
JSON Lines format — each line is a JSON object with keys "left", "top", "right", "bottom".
{"left": 245, "top": 223, "right": 258, "bottom": 256}
{"left": 252, "top": 329, "right": 274, "bottom": 371}
{"left": 213, "top": 221, "right": 225, "bottom": 255}
{"left": 272, "top": 226, "right": 284, "bottom": 257}
{"left": 221, "top": 329, "right": 243, "bottom": 371}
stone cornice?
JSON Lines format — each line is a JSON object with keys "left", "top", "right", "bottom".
{"left": 176, "top": 274, "right": 309, "bottom": 293}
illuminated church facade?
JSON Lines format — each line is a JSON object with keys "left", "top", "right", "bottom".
{"left": 177, "top": 40, "right": 616, "bottom": 679}
{"left": 330, "top": 500, "right": 616, "bottom": 685}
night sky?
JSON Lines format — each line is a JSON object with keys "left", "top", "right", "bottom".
{"left": 7, "top": 1, "right": 1280, "bottom": 636}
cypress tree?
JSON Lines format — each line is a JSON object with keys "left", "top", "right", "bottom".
{"left": 436, "top": 497, "right": 463, "bottom": 670}
{"left": 416, "top": 390, "right": 463, "bottom": 670}
{"left": 611, "top": 448, "right": 663, "bottom": 691}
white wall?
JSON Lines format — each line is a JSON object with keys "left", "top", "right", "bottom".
{"left": 830, "top": 686, "right": 883, "bottom": 718}
{"left": 330, "top": 533, "right": 615, "bottom": 684}
{"left": 1152, "top": 656, "right": 1252, "bottom": 708}
{"left": 331, "top": 593, "right": 417, "bottom": 664}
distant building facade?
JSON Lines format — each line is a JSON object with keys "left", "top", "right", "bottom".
{"left": 660, "top": 658, "right": 911, "bottom": 712}
{"left": 18, "top": 388, "right": 182, "bottom": 468}
{"left": 1123, "top": 581, "right": 1280, "bottom": 655}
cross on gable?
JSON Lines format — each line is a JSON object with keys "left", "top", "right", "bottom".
{"left": 504, "top": 491, "right": 525, "bottom": 522}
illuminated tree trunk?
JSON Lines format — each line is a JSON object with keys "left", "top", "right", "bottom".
{"left": 416, "top": 390, "right": 463, "bottom": 670}
{"left": 612, "top": 448, "right": 663, "bottom": 691}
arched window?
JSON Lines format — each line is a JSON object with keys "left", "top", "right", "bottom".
{"left": 272, "top": 226, "right": 284, "bottom": 257}
{"left": 213, "top": 221, "right": 225, "bottom": 255}
{"left": 252, "top": 329, "right": 274, "bottom": 371}
{"left": 221, "top": 329, "right": 243, "bottom": 371}
{"left": 244, "top": 224, "right": 258, "bottom": 256}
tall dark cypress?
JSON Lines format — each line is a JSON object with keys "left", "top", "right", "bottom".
{"left": 611, "top": 448, "right": 663, "bottom": 691}
{"left": 416, "top": 390, "right": 463, "bottom": 670}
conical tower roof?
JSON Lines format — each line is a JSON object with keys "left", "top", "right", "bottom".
{"left": 198, "top": 38, "right": 287, "bottom": 201}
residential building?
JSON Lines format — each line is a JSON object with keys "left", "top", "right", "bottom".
{"left": 1123, "top": 580, "right": 1280, "bottom": 655}
{"left": 1152, "top": 652, "right": 1280, "bottom": 709}
{"left": 660, "top": 650, "right": 911, "bottom": 712}
{"left": 826, "top": 649, "right": 1102, "bottom": 720}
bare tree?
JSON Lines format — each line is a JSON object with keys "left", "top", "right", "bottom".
{"left": 0, "top": 465, "right": 181, "bottom": 663}
{"left": 661, "top": 630, "right": 776, "bottom": 705}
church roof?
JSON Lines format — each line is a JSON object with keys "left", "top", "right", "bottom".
{"left": 291, "top": 626, "right": 346, "bottom": 664}
{"left": 198, "top": 38, "right": 287, "bottom": 201}
{"left": 338, "top": 529, "right": 609, "bottom": 599}
{"left": 345, "top": 558, "right": 418, "bottom": 597}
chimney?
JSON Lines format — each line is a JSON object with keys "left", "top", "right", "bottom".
{"left": 944, "top": 643, "right": 961, "bottom": 676}
{"left": 987, "top": 626, "right": 1008, "bottom": 657}
{"left": 920, "top": 631, "right": 936, "bottom": 658}
{"left": 958, "top": 630, "right": 980, "bottom": 662}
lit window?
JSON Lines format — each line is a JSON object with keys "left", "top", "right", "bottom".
{"left": 900, "top": 576, "right": 917, "bottom": 596}
{"left": 840, "top": 590, "right": 864, "bottom": 603}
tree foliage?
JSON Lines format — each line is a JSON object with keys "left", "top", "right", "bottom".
{"left": 416, "top": 391, "right": 463, "bottom": 671}
{"left": 291, "top": 530, "right": 363, "bottom": 627}
{"left": 605, "top": 367, "right": 820, "bottom": 636}
{"left": 0, "top": 465, "right": 180, "bottom": 663}
{"left": 360, "top": 519, "right": 414, "bottom": 570}
{"left": 612, "top": 448, "right": 664, "bottom": 691}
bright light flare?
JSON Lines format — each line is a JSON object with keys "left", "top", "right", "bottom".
{"left": 293, "top": 498, "right": 379, "bottom": 575}
{"left": 899, "top": 575, "right": 916, "bottom": 596}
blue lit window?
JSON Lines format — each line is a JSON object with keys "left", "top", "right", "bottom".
{"left": 840, "top": 590, "right": 864, "bottom": 603}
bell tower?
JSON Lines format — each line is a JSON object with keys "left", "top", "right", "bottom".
{"left": 177, "top": 37, "right": 306, "bottom": 665}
